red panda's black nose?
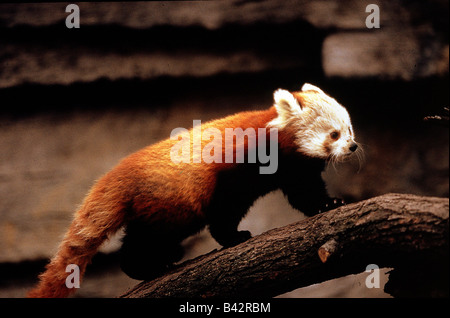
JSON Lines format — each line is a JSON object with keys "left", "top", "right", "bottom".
{"left": 349, "top": 143, "right": 358, "bottom": 152}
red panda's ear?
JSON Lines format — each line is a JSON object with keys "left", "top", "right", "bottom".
{"left": 274, "top": 89, "right": 302, "bottom": 113}
{"left": 270, "top": 89, "right": 303, "bottom": 128}
{"left": 301, "top": 83, "right": 325, "bottom": 95}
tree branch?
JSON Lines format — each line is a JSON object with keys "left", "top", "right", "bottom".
{"left": 120, "top": 193, "right": 449, "bottom": 298}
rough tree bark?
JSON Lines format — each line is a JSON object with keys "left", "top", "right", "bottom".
{"left": 120, "top": 193, "right": 449, "bottom": 298}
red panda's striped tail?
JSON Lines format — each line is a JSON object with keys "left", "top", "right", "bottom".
{"left": 27, "top": 189, "right": 126, "bottom": 298}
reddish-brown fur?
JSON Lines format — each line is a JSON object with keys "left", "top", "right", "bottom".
{"left": 28, "top": 83, "right": 359, "bottom": 297}
{"left": 28, "top": 107, "right": 279, "bottom": 298}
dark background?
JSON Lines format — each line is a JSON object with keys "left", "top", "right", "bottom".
{"left": 0, "top": 1, "right": 448, "bottom": 297}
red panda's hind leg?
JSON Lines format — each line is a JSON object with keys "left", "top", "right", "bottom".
{"left": 119, "top": 221, "right": 185, "bottom": 280}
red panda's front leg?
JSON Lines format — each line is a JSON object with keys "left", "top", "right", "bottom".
{"left": 205, "top": 164, "right": 265, "bottom": 247}
{"left": 279, "top": 164, "right": 345, "bottom": 216}
{"left": 318, "top": 197, "right": 346, "bottom": 213}
{"left": 208, "top": 209, "right": 252, "bottom": 247}
{"left": 206, "top": 194, "right": 254, "bottom": 247}
{"left": 283, "top": 182, "right": 345, "bottom": 216}
{"left": 210, "top": 225, "right": 252, "bottom": 248}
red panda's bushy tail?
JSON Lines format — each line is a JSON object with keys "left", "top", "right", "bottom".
{"left": 27, "top": 185, "right": 127, "bottom": 298}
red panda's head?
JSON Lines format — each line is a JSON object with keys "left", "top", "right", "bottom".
{"left": 268, "top": 83, "right": 358, "bottom": 161}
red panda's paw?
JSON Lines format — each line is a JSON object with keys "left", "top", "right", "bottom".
{"left": 318, "top": 198, "right": 345, "bottom": 213}
{"left": 221, "top": 230, "right": 252, "bottom": 248}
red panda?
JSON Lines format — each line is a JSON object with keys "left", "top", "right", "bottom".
{"left": 27, "top": 83, "right": 358, "bottom": 298}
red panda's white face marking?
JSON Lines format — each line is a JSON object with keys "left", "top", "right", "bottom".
{"left": 269, "top": 83, "right": 358, "bottom": 161}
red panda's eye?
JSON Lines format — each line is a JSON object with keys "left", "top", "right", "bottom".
{"left": 330, "top": 131, "right": 340, "bottom": 140}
